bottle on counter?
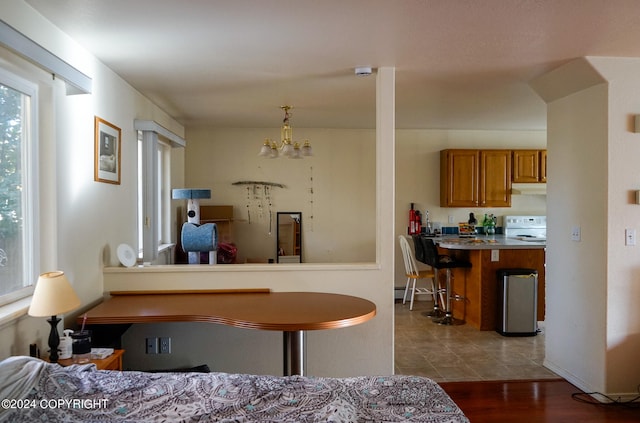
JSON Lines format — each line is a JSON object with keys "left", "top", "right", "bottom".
{"left": 425, "top": 210, "right": 432, "bottom": 235}
{"left": 59, "top": 329, "right": 73, "bottom": 360}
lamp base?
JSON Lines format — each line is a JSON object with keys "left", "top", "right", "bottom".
{"left": 47, "top": 315, "right": 61, "bottom": 363}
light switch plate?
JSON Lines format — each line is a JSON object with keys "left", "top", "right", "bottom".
{"left": 571, "top": 226, "right": 581, "bottom": 242}
{"left": 146, "top": 337, "right": 158, "bottom": 354}
{"left": 626, "top": 228, "right": 636, "bottom": 246}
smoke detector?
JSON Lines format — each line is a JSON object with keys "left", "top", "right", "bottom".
{"left": 354, "top": 66, "right": 373, "bottom": 77}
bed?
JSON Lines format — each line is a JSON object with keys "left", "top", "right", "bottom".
{"left": 0, "top": 356, "right": 469, "bottom": 422}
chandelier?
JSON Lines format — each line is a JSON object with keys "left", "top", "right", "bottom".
{"left": 258, "top": 106, "right": 313, "bottom": 159}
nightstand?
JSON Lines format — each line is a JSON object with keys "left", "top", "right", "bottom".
{"left": 46, "top": 349, "right": 124, "bottom": 370}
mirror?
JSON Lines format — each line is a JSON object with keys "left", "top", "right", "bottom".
{"left": 277, "top": 212, "right": 302, "bottom": 263}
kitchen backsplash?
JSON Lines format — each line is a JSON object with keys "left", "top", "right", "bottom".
{"left": 441, "top": 226, "right": 504, "bottom": 235}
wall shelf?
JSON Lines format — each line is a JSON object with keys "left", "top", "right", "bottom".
{"left": 232, "top": 180, "right": 286, "bottom": 188}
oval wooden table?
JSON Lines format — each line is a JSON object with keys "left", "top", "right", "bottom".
{"left": 79, "top": 290, "right": 377, "bottom": 376}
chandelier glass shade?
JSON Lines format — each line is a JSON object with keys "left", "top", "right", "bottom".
{"left": 259, "top": 106, "right": 313, "bottom": 159}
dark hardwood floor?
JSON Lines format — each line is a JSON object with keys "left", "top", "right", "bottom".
{"left": 440, "top": 379, "right": 640, "bottom": 422}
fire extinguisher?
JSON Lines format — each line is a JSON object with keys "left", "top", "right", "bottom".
{"left": 408, "top": 203, "right": 415, "bottom": 234}
{"left": 409, "top": 203, "right": 416, "bottom": 235}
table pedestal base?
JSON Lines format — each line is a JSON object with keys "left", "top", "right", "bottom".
{"left": 283, "top": 330, "right": 306, "bottom": 376}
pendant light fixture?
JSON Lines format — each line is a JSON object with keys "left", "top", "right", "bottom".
{"left": 258, "top": 106, "right": 313, "bottom": 159}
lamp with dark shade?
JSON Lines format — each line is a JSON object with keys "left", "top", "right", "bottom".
{"left": 28, "top": 271, "right": 81, "bottom": 363}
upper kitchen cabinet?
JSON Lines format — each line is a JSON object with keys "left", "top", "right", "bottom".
{"left": 481, "top": 150, "right": 512, "bottom": 206}
{"left": 512, "top": 150, "right": 547, "bottom": 183}
{"left": 539, "top": 150, "right": 547, "bottom": 182}
{"left": 440, "top": 149, "right": 512, "bottom": 207}
{"left": 440, "top": 149, "right": 479, "bottom": 207}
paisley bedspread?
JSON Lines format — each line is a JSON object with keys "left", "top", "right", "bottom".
{"left": 0, "top": 356, "right": 468, "bottom": 422}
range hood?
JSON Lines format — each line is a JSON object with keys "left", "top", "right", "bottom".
{"left": 511, "top": 183, "right": 547, "bottom": 195}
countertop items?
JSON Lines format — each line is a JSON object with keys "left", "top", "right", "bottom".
{"left": 44, "top": 349, "right": 124, "bottom": 370}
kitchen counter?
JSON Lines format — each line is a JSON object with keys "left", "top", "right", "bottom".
{"left": 435, "top": 235, "right": 545, "bottom": 250}
{"left": 428, "top": 235, "right": 545, "bottom": 330}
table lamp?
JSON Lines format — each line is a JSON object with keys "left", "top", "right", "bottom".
{"left": 28, "top": 271, "right": 81, "bottom": 363}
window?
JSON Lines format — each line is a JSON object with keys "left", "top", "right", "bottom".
{"left": 0, "top": 68, "right": 38, "bottom": 306}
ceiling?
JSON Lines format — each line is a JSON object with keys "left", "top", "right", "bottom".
{"left": 22, "top": 0, "right": 640, "bottom": 130}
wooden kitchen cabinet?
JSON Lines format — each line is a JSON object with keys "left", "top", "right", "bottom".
{"left": 440, "top": 149, "right": 512, "bottom": 207}
{"left": 512, "top": 149, "right": 547, "bottom": 183}
{"left": 440, "top": 149, "right": 479, "bottom": 207}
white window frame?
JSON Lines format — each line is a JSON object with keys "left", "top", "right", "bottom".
{"left": 158, "top": 140, "right": 171, "bottom": 245}
{"left": 137, "top": 131, "right": 173, "bottom": 263}
{"left": 0, "top": 66, "right": 39, "bottom": 307}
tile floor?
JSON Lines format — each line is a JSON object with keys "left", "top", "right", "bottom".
{"left": 394, "top": 299, "right": 560, "bottom": 382}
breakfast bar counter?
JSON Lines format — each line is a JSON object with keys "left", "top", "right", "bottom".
{"left": 432, "top": 235, "right": 545, "bottom": 330}
{"left": 436, "top": 235, "right": 546, "bottom": 250}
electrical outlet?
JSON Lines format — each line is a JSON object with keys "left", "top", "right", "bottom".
{"left": 146, "top": 337, "right": 158, "bottom": 354}
{"left": 491, "top": 249, "right": 499, "bottom": 262}
{"left": 448, "top": 215, "right": 454, "bottom": 224}
{"left": 571, "top": 226, "right": 581, "bottom": 242}
{"left": 159, "top": 337, "right": 171, "bottom": 354}
{"left": 626, "top": 228, "right": 636, "bottom": 246}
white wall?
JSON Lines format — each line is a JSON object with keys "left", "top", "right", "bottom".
{"left": 0, "top": 2, "right": 184, "bottom": 358}
{"left": 534, "top": 57, "right": 640, "bottom": 398}
{"left": 590, "top": 57, "right": 640, "bottom": 395}
{"left": 544, "top": 83, "right": 609, "bottom": 393}
{"left": 185, "top": 127, "right": 377, "bottom": 264}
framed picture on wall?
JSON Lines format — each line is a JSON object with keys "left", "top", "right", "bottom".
{"left": 94, "top": 116, "right": 121, "bottom": 184}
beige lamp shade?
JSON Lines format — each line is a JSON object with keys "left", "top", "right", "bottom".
{"left": 28, "top": 271, "right": 81, "bottom": 317}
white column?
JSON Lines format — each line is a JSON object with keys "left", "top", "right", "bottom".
{"left": 141, "top": 130, "right": 159, "bottom": 263}
{"left": 376, "top": 67, "right": 395, "bottom": 269}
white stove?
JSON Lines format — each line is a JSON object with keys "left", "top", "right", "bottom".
{"left": 503, "top": 215, "right": 546, "bottom": 241}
